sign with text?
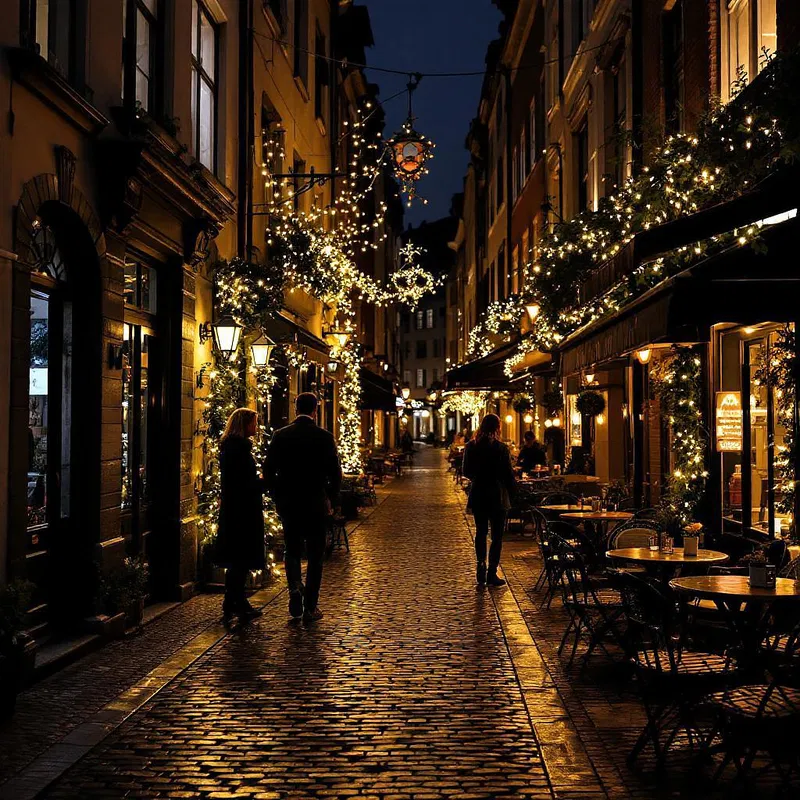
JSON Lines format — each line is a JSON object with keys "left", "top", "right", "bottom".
{"left": 716, "top": 391, "right": 743, "bottom": 452}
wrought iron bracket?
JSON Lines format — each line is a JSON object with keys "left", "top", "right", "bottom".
{"left": 252, "top": 167, "right": 340, "bottom": 215}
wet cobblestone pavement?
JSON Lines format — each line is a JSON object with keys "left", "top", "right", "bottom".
{"left": 37, "top": 449, "right": 566, "bottom": 799}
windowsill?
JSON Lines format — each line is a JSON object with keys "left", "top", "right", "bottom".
{"left": 294, "top": 75, "right": 310, "bottom": 102}
{"left": 7, "top": 47, "right": 108, "bottom": 135}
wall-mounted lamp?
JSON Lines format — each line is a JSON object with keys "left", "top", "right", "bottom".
{"left": 635, "top": 349, "right": 652, "bottom": 365}
{"left": 504, "top": 414, "right": 513, "bottom": 424}
{"left": 525, "top": 302, "right": 541, "bottom": 323}
{"left": 584, "top": 372, "right": 595, "bottom": 385}
{"left": 108, "top": 343, "right": 124, "bottom": 370}
{"left": 326, "top": 359, "right": 340, "bottom": 374}
{"left": 250, "top": 334, "right": 276, "bottom": 367}
{"left": 200, "top": 317, "right": 243, "bottom": 361}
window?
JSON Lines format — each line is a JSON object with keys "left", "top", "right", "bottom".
{"left": 314, "top": 26, "right": 328, "bottom": 121}
{"left": 416, "top": 310, "right": 424, "bottom": 330}
{"left": 403, "top": 370, "right": 412, "bottom": 386}
{"left": 266, "top": 0, "right": 287, "bottom": 34}
{"left": 123, "top": 0, "right": 160, "bottom": 112}
{"left": 27, "top": 0, "right": 81, "bottom": 83}
{"left": 724, "top": 0, "right": 776, "bottom": 99}
{"left": 576, "top": 123, "right": 589, "bottom": 211}
{"left": 292, "top": 154, "right": 306, "bottom": 212}
{"left": 498, "top": 245, "right": 506, "bottom": 301}
{"left": 612, "top": 55, "right": 627, "bottom": 189}
{"left": 123, "top": 259, "right": 157, "bottom": 313}
{"left": 496, "top": 156, "right": 504, "bottom": 212}
{"left": 416, "top": 340, "right": 427, "bottom": 359}
{"left": 426, "top": 308, "right": 434, "bottom": 329}
{"left": 512, "top": 147, "right": 519, "bottom": 202}
{"left": 416, "top": 368, "right": 426, "bottom": 388}
{"left": 293, "top": 0, "right": 308, "bottom": 86}
{"left": 663, "top": 1, "right": 684, "bottom": 134}
{"left": 191, "top": 1, "right": 217, "bottom": 171}
{"left": 404, "top": 341, "right": 411, "bottom": 358}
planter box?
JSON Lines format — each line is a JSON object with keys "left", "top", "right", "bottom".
{"left": 86, "top": 612, "right": 127, "bottom": 640}
{"left": 748, "top": 565, "right": 776, "bottom": 589}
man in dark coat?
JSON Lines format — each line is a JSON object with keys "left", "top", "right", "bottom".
{"left": 264, "top": 393, "right": 342, "bottom": 622}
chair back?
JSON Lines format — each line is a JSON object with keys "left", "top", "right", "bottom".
{"left": 632, "top": 507, "right": 660, "bottom": 522}
{"left": 543, "top": 492, "right": 579, "bottom": 506}
{"left": 780, "top": 556, "right": 800, "bottom": 580}
{"left": 613, "top": 571, "right": 680, "bottom": 673}
{"left": 609, "top": 526, "right": 656, "bottom": 550}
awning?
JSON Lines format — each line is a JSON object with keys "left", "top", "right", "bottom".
{"left": 264, "top": 313, "right": 330, "bottom": 364}
{"left": 561, "top": 216, "right": 800, "bottom": 375}
{"left": 579, "top": 166, "right": 800, "bottom": 304}
{"left": 359, "top": 367, "right": 398, "bottom": 412}
{"left": 444, "top": 338, "right": 520, "bottom": 390}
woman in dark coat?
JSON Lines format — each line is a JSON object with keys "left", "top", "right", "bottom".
{"left": 216, "top": 407, "right": 266, "bottom": 622}
{"left": 462, "top": 414, "right": 516, "bottom": 587}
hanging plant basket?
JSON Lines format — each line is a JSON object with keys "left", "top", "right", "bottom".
{"left": 511, "top": 393, "right": 533, "bottom": 413}
{"left": 576, "top": 390, "right": 606, "bottom": 418}
{"left": 542, "top": 390, "right": 564, "bottom": 416}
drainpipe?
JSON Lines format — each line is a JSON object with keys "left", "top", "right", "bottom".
{"left": 238, "top": 0, "right": 254, "bottom": 259}
{"left": 504, "top": 66, "right": 513, "bottom": 294}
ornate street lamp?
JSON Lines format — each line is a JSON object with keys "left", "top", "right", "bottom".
{"left": 387, "top": 74, "right": 434, "bottom": 205}
{"left": 250, "top": 334, "right": 276, "bottom": 367}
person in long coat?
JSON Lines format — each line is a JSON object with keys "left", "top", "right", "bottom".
{"left": 462, "top": 413, "right": 516, "bottom": 587}
{"left": 216, "top": 407, "right": 266, "bottom": 622}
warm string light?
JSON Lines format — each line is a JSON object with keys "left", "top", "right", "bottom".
{"left": 650, "top": 347, "right": 708, "bottom": 516}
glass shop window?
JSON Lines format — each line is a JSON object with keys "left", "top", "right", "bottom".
{"left": 124, "top": 258, "right": 157, "bottom": 312}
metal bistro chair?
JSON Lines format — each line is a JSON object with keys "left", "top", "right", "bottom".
{"left": 614, "top": 571, "right": 735, "bottom": 770}
{"left": 531, "top": 509, "right": 568, "bottom": 607}
{"left": 326, "top": 514, "right": 350, "bottom": 557}
{"left": 703, "top": 619, "right": 800, "bottom": 789}
{"left": 607, "top": 523, "right": 658, "bottom": 550}
{"left": 552, "top": 535, "right": 626, "bottom": 669}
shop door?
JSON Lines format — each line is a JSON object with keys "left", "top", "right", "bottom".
{"left": 27, "top": 278, "right": 74, "bottom": 626}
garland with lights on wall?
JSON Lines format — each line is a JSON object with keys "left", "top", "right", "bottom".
{"left": 754, "top": 324, "right": 797, "bottom": 525}
{"left": 456, "top": 49, "right": 800, "bottom": 384}
{"left": 649, "top": 346, "right": 708, "bottom": 518}
{"left": 196, "top": 257, "right": 287, "bottom": 579}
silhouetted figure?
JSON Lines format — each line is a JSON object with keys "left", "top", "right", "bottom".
{"left": 517, "top": 431, "right": 548, "bottom": 473}
{"left": 265, "top": 393, "right": 342, "bottom": 622}
{"left": 463, "top": 414, "right": 516, "bottom": 587}
{"left": 216, "top": 408, "right": 266, "bottom": 623}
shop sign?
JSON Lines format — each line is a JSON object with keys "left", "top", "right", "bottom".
{"left": 716, "top": 391, "right": 743, "bottom": 452}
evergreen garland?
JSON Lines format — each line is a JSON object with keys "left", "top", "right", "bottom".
{"left": 650, "top": 347, "right": 708, "bottom": 517}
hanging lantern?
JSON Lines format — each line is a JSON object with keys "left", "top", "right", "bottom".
{"left": 387, "top": 74, "right": 434, "bottom": 205}
{"left": 525, "top": 302, "right": 541, "bottom": 323}
{"left": 212, "top": 316, "right": 243, "bottom": 361}
{"left": 250, "top": 334, "right": 276, "bottom": 367}
{"left": 326, "top": 359, "right": 340, "bottom": 374}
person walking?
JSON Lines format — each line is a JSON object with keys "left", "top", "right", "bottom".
{"left": 264, "top": 393, "right": 342, "bottom": 622}
{"left": 216, "top": 408, "right": 266, "bottom": 623}
{"left": 462, "top": 413, "right": 516, "bottom": 587}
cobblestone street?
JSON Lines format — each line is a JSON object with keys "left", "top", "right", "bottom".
{"left": 21, "top": 448, "right": 592, "bottom": 800}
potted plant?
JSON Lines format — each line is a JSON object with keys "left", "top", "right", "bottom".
{"left": 576, "top": 390, "right": 606, "bottom": 418}
{"left": 741, "top": 549, "right": 775, "bottom": 588}
{"left": 99, "top": 556, "right": 150, "bottom": 632}
{"left": 0, "top": 580, "right": 36, "bottom": 719}
{"left": 542, "top": 390, "right": 564, "bottom": 417}
{"left": 683, "top": 522, "right": 703, "bottom": 556}
{"left": 511, "top": 394, "right": 533, "bottom": 414}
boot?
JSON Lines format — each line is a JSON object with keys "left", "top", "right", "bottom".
{"left": 476, "top": 561, "right": 487, "bottom": 585}
{"left": 486, "top": 569, "right": 506, "bottom": 587}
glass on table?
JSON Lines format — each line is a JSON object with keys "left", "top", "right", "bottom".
{"left": 649, "top": 534, "right": 659, "bottom": 551}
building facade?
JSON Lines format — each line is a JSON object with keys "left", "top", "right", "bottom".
{"left": 0, "top": 0, "right": 403, "bottom": 638}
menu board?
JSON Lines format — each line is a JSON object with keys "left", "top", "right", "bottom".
{"left": 716, "top": 391, "right": 743, "bottom": 452}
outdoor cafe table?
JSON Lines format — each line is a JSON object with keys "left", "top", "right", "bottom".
{"left": 670, "top": 575, "right": 800, "bottom": 670}
{"left": 560, "top": 511, "right": 633, "bottom": 536}
{"left": 608, "top": 547, "right": 729, "bottom": 584}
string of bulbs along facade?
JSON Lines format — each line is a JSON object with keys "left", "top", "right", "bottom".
{"left": 196, "top": 98, "right": 441, "bottom": 574}
{"left": 454, "top": 50, "right": 800, "bottom": 515}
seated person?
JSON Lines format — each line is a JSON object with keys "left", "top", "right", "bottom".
{"left": 516, "top": 431, "right": 548, "bottom": 473}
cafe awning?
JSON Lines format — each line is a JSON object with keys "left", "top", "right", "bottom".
{"left": 264, "top": 313, "right": 330, "bottom": 364}
{"left": 561, "top": 215, "right": 800, "bottom": 375}
{"left": 359, "top": 367, "right": 398, "bottom": 412}
{"left": 444, "top": 338, "right": 520, "bottom": 390}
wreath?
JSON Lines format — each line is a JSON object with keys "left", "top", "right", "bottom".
{"left": 511, "top": 393, "right": 533, "bottom": 413}
{"left": 576, "top": 390, "right": 606, "bottom": 418}
{"left": 542, "top": 390, "right": 564, "bottom": 416}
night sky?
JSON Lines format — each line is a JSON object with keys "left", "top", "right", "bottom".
{"left": 365, "top": 1, "right": 503, "bottom": 229}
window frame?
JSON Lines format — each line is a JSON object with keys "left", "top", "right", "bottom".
{"left": 190, "top": 0, "right": 219, "bottom": 172}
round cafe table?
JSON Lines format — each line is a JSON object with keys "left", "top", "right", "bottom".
{"left": 561, "top": 511, "right": 634, "bottom": 524}
{"left": 539, "top": 504, "right": 583, "bottom": 512}
{"left": 670, "top": 575, "right": 800, "bottom": 671}
{"left": 607, "top": 547, "right": 729, "bottom": 566}
{"left": 609, "top": 547, "right": 729, "bottom": 585}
